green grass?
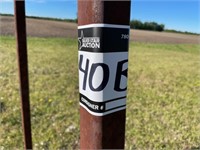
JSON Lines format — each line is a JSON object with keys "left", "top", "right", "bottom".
{"left": 0, "top": 36, "right": 199, "bottom": 149}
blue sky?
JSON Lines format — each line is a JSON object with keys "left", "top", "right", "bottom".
{"left": 0, "top": 0, "right": 199, "bottom": 33}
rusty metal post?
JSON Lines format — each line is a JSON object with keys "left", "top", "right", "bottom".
{"left": 14, "top": 0, "right": 32, "bottom": 149}
{"left": 78, "top": 1, "right": 131, "bottom": 149}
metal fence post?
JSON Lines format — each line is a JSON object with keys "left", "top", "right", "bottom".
{"left": 78, "top": 1, "right": 131, "bottom": 149}
{"left": 14, "top": 0, "right": 32, "bottom": 149}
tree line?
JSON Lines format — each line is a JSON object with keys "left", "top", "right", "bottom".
{"left": 130, "top": 20, "right": 165, "bottom": 32}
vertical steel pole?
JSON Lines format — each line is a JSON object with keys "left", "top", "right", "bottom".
{"left": 14, "top": 0, "right": 32, "bottom": 149}
{"left": 78, "top": 1, "right": 131, "bottom": 149}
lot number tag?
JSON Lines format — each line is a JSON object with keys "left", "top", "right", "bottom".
{"left": 78, "top": 24, "right": 130, "bottom": 116}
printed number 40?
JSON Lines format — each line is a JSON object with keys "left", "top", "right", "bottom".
{"left": 121, "top": 34, "right": 129, "bottom": 39}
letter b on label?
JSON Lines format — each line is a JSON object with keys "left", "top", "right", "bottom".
{"left": 114, "top": 59, "right": 128, "bottom": 91}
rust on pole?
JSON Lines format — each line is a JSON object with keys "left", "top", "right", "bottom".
{"left": 14, "top": 0, "right": 32, "bottom": 149}
{"left": 78, "top": 1, "right": 131, "bottom": 149}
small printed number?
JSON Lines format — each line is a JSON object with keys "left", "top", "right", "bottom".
{"left": 121, "top": 34, "right": 129, "bottom": 39}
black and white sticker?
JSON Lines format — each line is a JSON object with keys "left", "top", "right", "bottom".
{"left": 78, "top": 24, "right": 130, "bottom": 116}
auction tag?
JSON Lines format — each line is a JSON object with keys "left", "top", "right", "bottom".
{"left": 78, "top": 24, "right": 130, "bottom": 116}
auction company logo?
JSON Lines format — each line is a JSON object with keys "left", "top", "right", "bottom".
{"left": 78, "top": 31, "right": 100, "bottom": 50}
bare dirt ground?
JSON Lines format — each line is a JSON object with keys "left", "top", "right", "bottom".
{"left": 0, "top": 16, "right": 199, "bottom": 44}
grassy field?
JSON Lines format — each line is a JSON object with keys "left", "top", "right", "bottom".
{"left": 0, "top": 36, "right": 199, "bottom": 149}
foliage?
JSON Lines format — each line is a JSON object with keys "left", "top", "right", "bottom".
{"left": 130, "top": 20, "right": 165, "bottom": 32}
{"left": 0, "top": 36, "right": 199, "bottom": 149}
{"left": 165, "top": 29, "right": 200, "bottom": 35}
